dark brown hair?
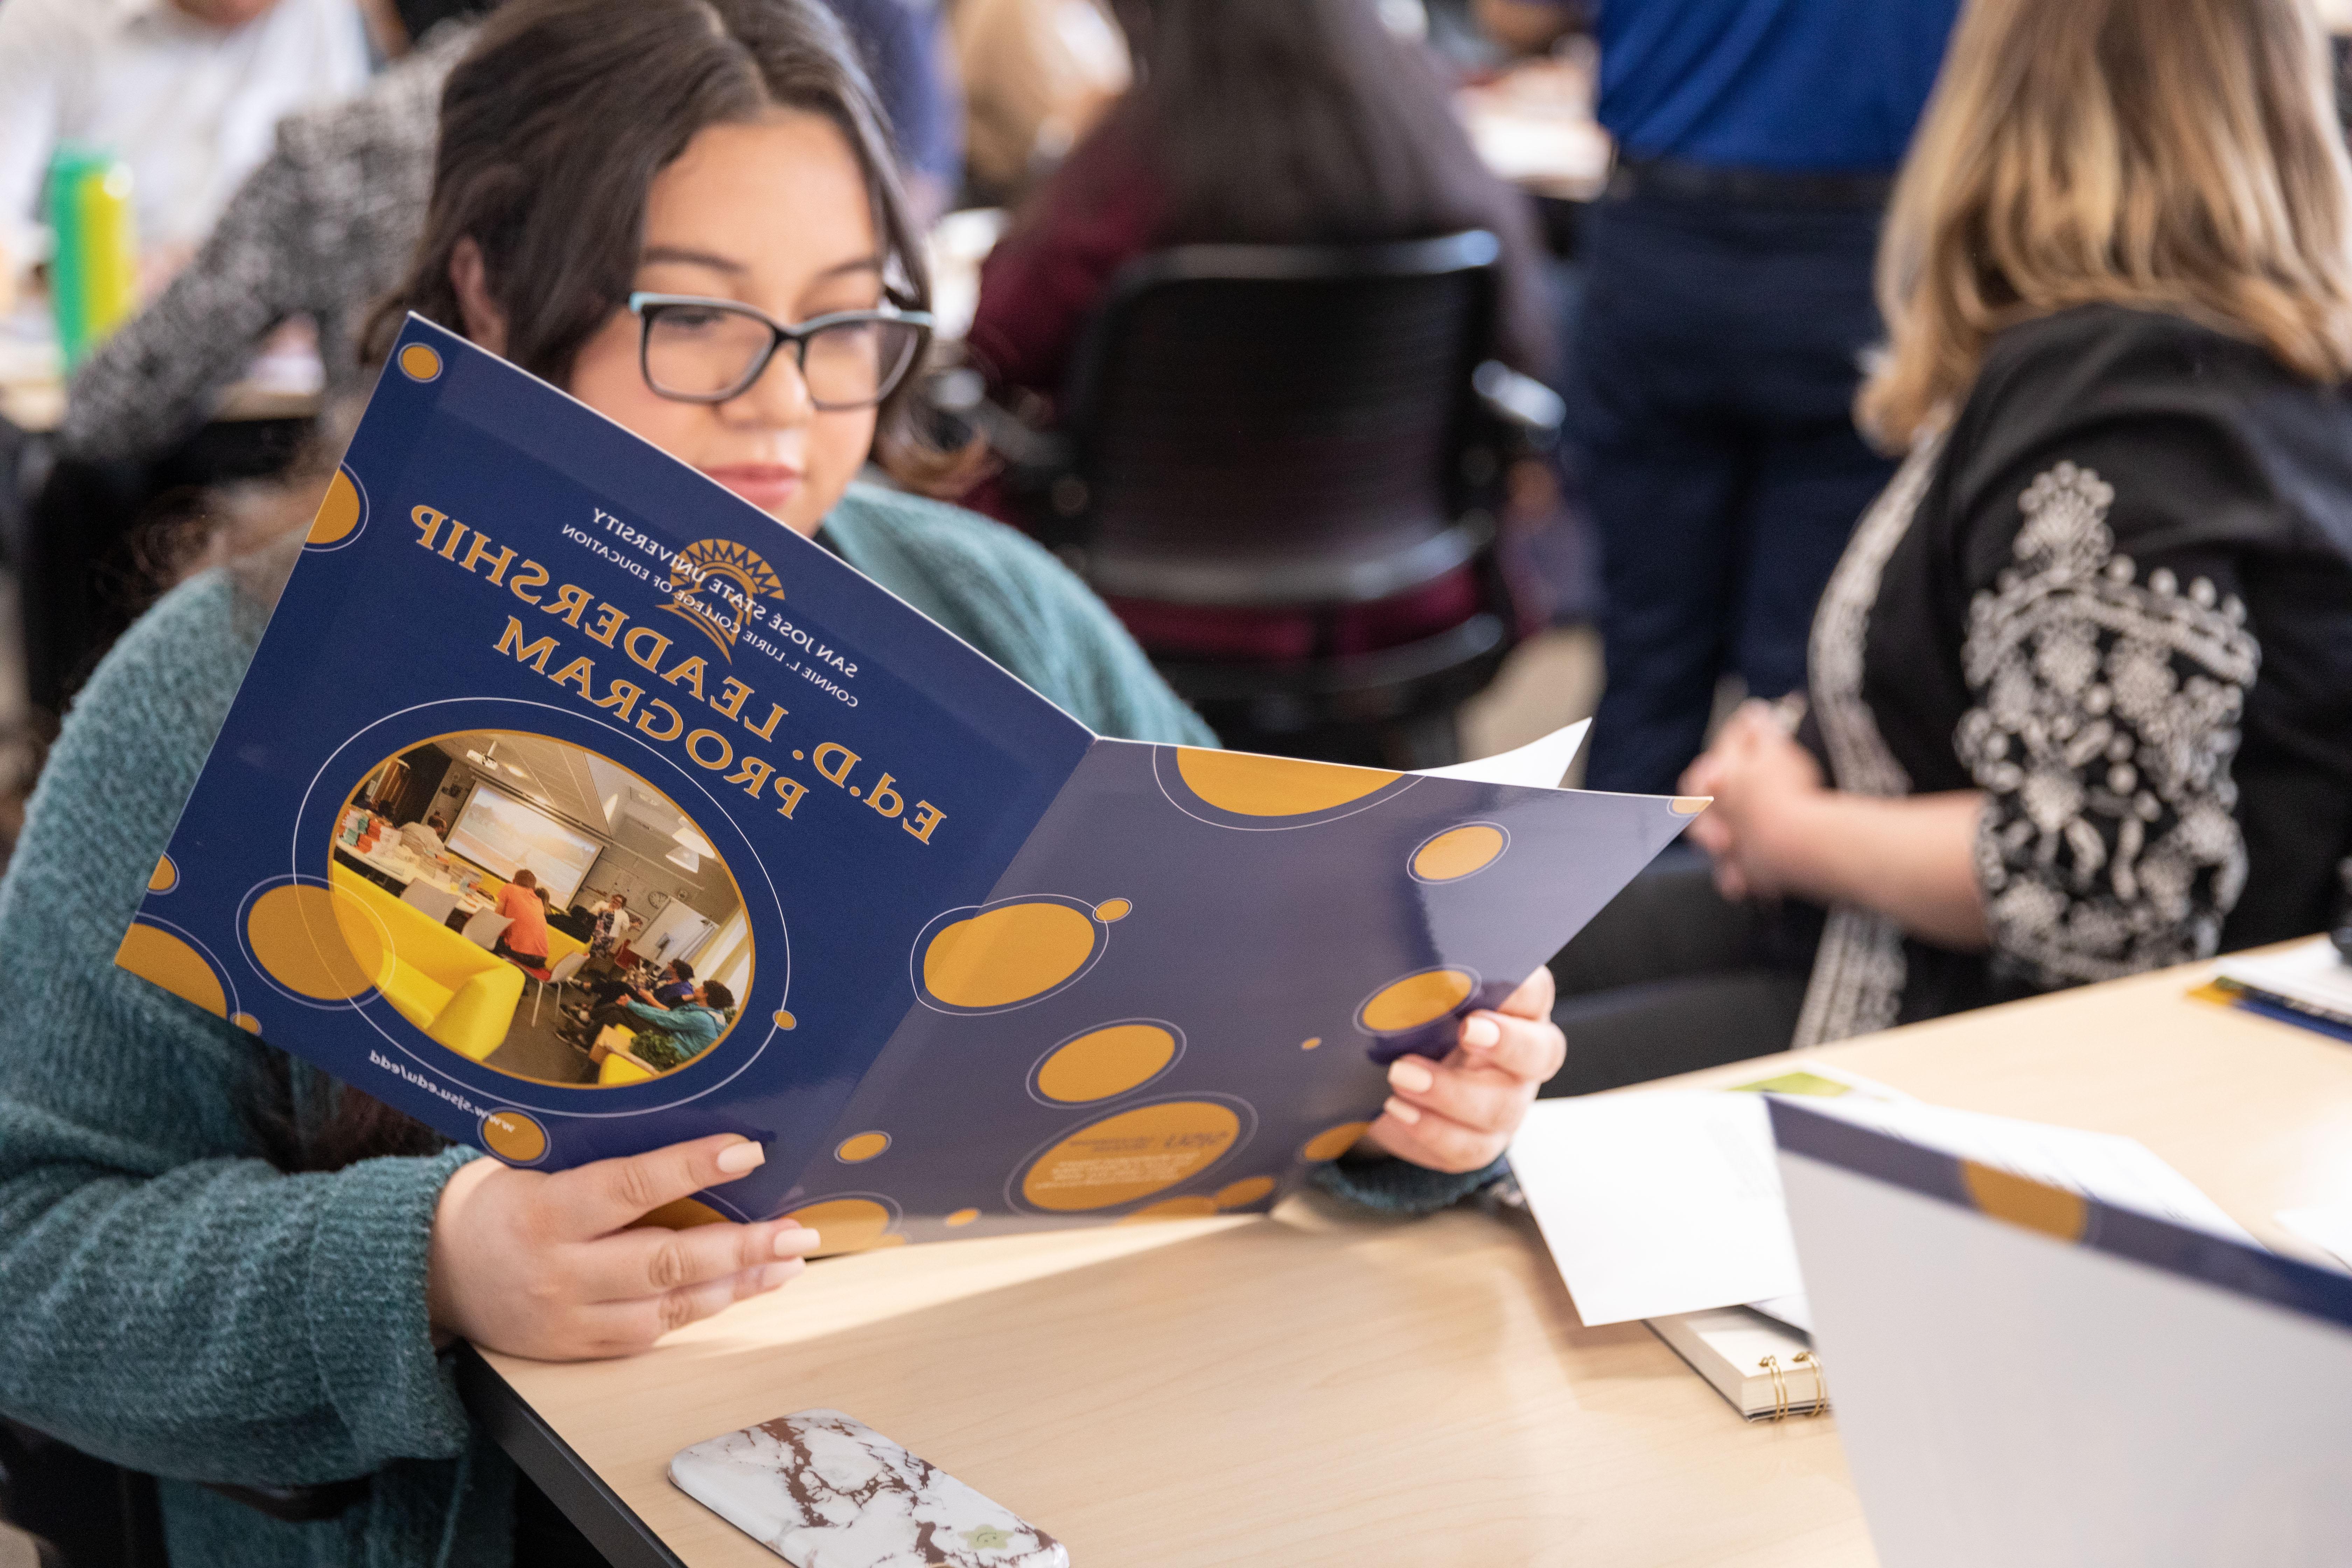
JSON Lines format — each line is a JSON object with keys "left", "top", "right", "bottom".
{"left": 362, "top": 0, "right": 935, "bottom": 455}
{"left": 1098, "top": 0, "right": 1554, "bottom": 375}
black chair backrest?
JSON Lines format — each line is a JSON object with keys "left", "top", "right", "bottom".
{"left": 1056, "top": 230, "right": 1500, "bottom": 608}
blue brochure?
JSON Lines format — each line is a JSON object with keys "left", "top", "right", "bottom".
{"left": 116, "top": 317, "right": 1696, "bottom": 1247}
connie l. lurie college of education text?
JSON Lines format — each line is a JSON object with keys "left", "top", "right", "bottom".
{"left": 117, "top": 316, "right": 1696, "bottom": 1243}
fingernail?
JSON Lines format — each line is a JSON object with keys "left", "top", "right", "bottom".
{"left": 715, "top": 1140, "right": 765, "bottom": 1174}
{"left": 1383, "top": 1096, "right": 1422, "bottom": 1125}
{"left": 1463, "top": 1015, "right": 1502, "bottom": 1050}
{"left": 1388, "top": 1058, "right": 1435, "bottom": 1093}
{"left": 775, "top": 1225, "right": 820, "bottom": 1256}
{"left": 756, "top": 1259, "right": 804, "bottom": 1289}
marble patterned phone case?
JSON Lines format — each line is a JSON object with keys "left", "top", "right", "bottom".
{"left": 669, "top": 1410, "right": 1069, "bottom": 1568}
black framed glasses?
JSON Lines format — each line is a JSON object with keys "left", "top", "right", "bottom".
{"left": 626, "top": 292, "right": 935, "bottom": 410}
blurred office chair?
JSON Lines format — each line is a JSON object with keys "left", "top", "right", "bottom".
{"left": 521, "top": 948, "right": 590, "bottom": 1026}
{"left": 0, "top": 1421, "right": 363, "bottom": 1568}
{"left": 399, "top": 881, "right": 461, "bottom": 924}
{"left": 0, "top": 1421, "right": 164, "bottom": 1568}
{"left": 956, "top": 229, "right": 1563, "bottom": 766}
{"left": 461, "top": 909, "right": 512, "bottom": 950}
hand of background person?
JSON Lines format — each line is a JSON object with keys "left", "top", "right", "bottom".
{"left": 1358, "top": 968, "right": 1565, "bottom": 1173}
{"left": 1679, "top": 700, "right": 1828, "bottom": 902}
{"left": 427, "top": 1135, "right": 819, "bottom": 1359}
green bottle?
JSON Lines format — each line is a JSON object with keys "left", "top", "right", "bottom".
{"left": 46, "top": 145, "right": 139, "bottom": 370}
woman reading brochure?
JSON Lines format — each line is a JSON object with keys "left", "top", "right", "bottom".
{"left": 0, "top": 1, "right": 1567, "bottom": 1562}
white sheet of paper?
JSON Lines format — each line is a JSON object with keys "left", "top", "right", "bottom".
{"left": 1744, "top": 1293, "right": 1814, "bottom": 1335}
{"left": 1513, "top": 1091, "right": 2255, "bottom": 1329}
{"left": 2277, "top": 1205, "right": 2352, "bottom": 1271}
{"left": 1511, "top": 1092, "right": 1801, "bottom": 1326}
{"left": 1413, "top": 719, "right": 1590, "bottom": 790}
{"left": 2216, "top": 935, "right": 2352, "bottom": 1018}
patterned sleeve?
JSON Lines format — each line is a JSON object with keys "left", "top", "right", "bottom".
{"left": 1953, "top": 458, "right": 2259, "bottom": 988}
{"left": 58, "top": 141, "right": 314, "bottom": 464}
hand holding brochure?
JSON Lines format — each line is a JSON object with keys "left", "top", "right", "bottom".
{"left": 113, "top": 318, "right": 1697, "bottom": 1244}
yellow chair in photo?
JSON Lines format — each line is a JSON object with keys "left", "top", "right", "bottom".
{"left": 329, "top": 864, "right": 526, "bottom": 1061}
{"left": 589, "top": 1024, "right": 656, "bottom": 1085}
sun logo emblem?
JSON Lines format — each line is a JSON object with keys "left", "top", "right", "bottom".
{"left": 663, "top": 538, "right": 785, "bottom": 659}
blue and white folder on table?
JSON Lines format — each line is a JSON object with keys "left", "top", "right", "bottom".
{"left": 112, "top": 316, "right": 1695, "bottom": 1246}
{"left": 1772, "top": 1099, "right": 2352, "bottom": 1567}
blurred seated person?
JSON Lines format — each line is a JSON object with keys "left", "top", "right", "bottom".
{"left": 572, "top": 980, "right": 737, "bottom": 1071}
{"left": 964, "top": 0, "right": 1553, "bottom": 663}
{"left": 949, "top": 0, "right": 1128, "bottom": 203}
{"left": 58, "top": 0, "right": 500, "bottom": 468}
{"left": 0, "top": 0, "right": 368, "bottom": 295}
{"left": 491, "top": 867, "right": 550, "bottom": 964}
{"left": 1465, "top": 0, "right": 1577, "bottom": 55}
{"left": 819, "top": 0, "right": 964, "bottom": 226}
{"left": 572, "top": 957, "right": 695, "bottom": 1016}
{"left": 1545, "top": 0, "right": 2352, "bottom": 1094}
{"left": 395, "top": 812, "right": 448, "bottom": 854}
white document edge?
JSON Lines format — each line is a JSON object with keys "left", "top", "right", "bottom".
{"left": 1413, "top": 719, "right": 1590, "bottom": 789}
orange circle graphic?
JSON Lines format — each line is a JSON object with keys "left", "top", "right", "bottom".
{"left": 1412, "top": 824, "right": 1506, "bottom": 882}
{"left": 1302, "top": 1122, "right": 1371, "bottom": 1162}
{"left": 922, "top": 901, "right": 1097, "bottom": 1009}
{"left": 482, "top": 1111, "right": 547, "bottom": 1163}
{"left": 1359, "top": 968, "right": 1476, "bottom": 1034}
{"left": 1035, "top": 1023, "right": 1178, "bottom": 1104}
{"left": 1021, "top": 1101, "right": 1242, "bottom": 1212}
{"left": 835, "top": 1131, "right": 890, "bottom": 1163}
{"left": 784, "top": 1197, "right": 895, "bottom": 1255}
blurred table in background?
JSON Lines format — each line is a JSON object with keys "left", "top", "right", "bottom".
{"left": 0, "top": 299, "right": 322, "bottom": 437}
{"left": 923, "top": 207, "right": 1010, "bottom": 345}
{"left": 1459, "top": 55, "right": 1612, "bottom": 202}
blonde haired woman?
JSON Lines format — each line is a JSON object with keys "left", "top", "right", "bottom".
{"left": 1547, "top": 0, "right": 2352, "bottom": 1087}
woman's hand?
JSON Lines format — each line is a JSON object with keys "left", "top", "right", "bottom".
{"left": 427, "top": 1135, "right": 821, "bottom": 1360}
{"left": 1679, "top": 700, "right": 1829, "bottom": 902}
{"left": 1681, "top": 701, "right": 1994, "bottom": 948}
{"left": 1358, "top": 968, "right": 1566, "bottom": 1173}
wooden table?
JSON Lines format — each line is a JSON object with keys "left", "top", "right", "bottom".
{"left": 0, "top": 371, "right": 316, "bottom": 436}
{"left": 461, "top": 954, "right": 2352, "bottom": 1567}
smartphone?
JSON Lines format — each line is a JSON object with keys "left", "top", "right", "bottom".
{"left": 670, "top": 1408, "right": 1068, "bottom": 1568}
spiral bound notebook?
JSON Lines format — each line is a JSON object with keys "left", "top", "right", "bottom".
{"left": 1645, "top": 1306, "right": 1827, "bottom": 1421}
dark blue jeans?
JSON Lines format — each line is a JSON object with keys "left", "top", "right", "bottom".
{"left": 1567, "top": 188, "right": 1897, "bottom": 795}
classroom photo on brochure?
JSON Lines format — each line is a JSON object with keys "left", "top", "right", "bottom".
{"left": 331, "top": 729, "right": 751, "bottom": 1087}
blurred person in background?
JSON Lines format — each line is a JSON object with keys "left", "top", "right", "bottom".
{"left": 26, "top": 0, "right": 490, "bottom": 729}
{"left": 1544, "top": 0, "right": 2352, "bottom": 1092}
{"left": 964, "top": 0, "right": 1553, "bottom": 662}
{"left": 1565, "top": 0, "right": 1960, "bottom": 796}
{"left": 821, "top": 0, "right": 965, "bottom": 225}
{"left": 58, "top": 0, "right": 497, "bottom": 470}
{"left": 32, "top": 0, "right": 951, "bottom": 725}
{"left": 949, "top": 0, "right": 1129, "bottom": 204}
{"left": 0, "top": 0, "right": 369, "bottom": 294}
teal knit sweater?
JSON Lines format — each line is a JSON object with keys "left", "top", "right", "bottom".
{"left": 0, "top": 484, "right": 1482, "bottom": 1567}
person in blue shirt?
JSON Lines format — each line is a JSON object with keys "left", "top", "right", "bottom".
{"left": 564, "top": 955, "right": 696, "bottom": 1026}
{"left": 818, "top": 0, "right": 963, "bottom": 223}
{"left": 592, "top": 980, "right": 736, "bottom": 1072}
{"left": 1556, "top": 0, "right": 1961, "bottom": 795}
